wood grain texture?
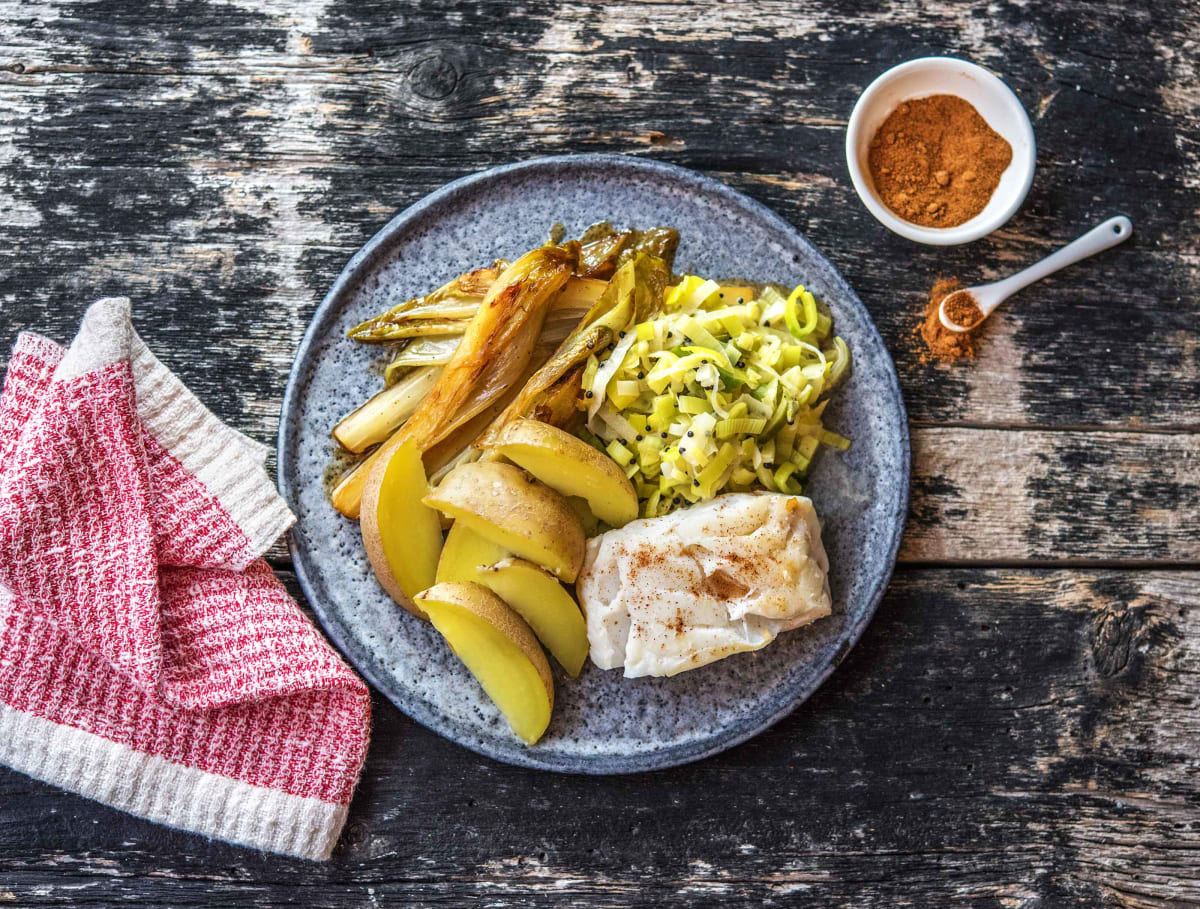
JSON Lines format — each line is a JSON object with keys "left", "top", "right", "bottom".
{"left": 904, "top": 427, "right": 1200, "bottom": 564}
{"left": 0, "top": 1, "right": 1197, "bottom": 432}
{"left": 0, "top": 0, "right": 1197, "bottom": 905}
{"left": 1, "top": 569, "right": 1196, "bottom": 907}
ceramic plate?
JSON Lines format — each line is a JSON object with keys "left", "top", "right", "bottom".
{"left": 279, "top": 154, "right": 909, "bottom": 773}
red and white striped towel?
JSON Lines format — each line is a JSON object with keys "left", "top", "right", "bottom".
{"left": 0, "top": 298, "right": 371, "bottom": 860}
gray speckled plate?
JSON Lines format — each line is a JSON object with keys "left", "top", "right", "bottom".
{"left": 279, "top": 154, "right": 909, "bottom": 774}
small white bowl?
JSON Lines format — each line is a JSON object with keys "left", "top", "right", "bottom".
{"left": 845, "top": 57, "right": 1036, "bottom": 245}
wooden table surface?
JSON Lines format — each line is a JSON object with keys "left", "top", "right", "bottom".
{"left": 2, "top": 2, "right": 1197, "bottom": 906}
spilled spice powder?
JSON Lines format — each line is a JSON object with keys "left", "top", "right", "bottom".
{"left": 868, "top": 95, "right": 1013, "bottom": 228}
{"left": 918, "top": 276, "right": 984, "bottom": 362}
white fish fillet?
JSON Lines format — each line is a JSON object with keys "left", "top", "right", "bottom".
{"left": 576, "top": 493, "right": 832, "bottom": 678}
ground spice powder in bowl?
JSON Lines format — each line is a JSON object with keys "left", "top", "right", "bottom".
{"left": 869, "top": 95, "right": 1013, "bottom": 228}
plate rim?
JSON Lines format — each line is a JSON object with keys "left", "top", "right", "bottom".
{"left": 278, "top": 152, "right": 910, "bottom": 774}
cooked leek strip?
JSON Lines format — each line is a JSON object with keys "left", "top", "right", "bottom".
{"left": 827, "top": 335, "right": 851, "bottom": 387}
{"left": 697, "top": 443, "right": 737, "bottom": 496}
{"left": 719, "top": 314, "right": 744, "bottom": 338}
{"left": 605, "top": 439, "right": 634, "bottom": 467}
{"left": 658, "top": 352, "right": 722, "bottom": 383}
{"left": 715, "top": 417, "right": 765, "bottom": 440}
{"left": 818, "top": 428, "right": 852, "bottom": 450}
{"left": 678, "top": 344, "right": 730, "bottom": 366}
{"left": 583, "top": 273, "right": 852, "bottom": 517}
{"left": 596, "top": 404, "right": 640, "bottom": 444}
{"left": 642, "top": 490, "right": 661, "bottom": 518}
{"left": 773, "top": 461, "right": 799, "bottom": 489}
{"left": 588, "top": 329, "right": 638, "bottom": 421}
{"left": 650, "top": 395, "right": 676, "bottom": 429}
{"left": 614, "top": 379, "right": 641, "bottom": 400}
{"left": 705, "top": 383, "right": 731, "bottom": 419}
{"left": 678, "top": 317, "right": 722, "bottom": 351}
{"left": 784, "top": 285, "right": 819, "bottom": 339}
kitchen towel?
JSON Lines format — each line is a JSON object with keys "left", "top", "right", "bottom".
{"left": 0, "top": 298, "right": 371, "bottom": 861}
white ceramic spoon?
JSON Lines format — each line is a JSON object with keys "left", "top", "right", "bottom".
{"left": 939, "top": 215, "right": 1133, "bottom": 332}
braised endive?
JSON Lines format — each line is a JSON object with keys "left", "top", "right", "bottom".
{"left": 347, "top": 263, "right": 507, "bottom": 344}
{"left": 477, "top": 254, "right": 669, "bottom": 447}
{"left": 331, "top": 242, "right": 579, "bottom": 518}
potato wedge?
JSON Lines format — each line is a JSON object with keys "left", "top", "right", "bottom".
{"left": 477, "top": 558, "right": 588, "bottom": 677}
{"left": 565, "top": 496, "right": 600, "bottom": 538}
{"left": 438, "top": 523, "right": 588, "bottom": 676}
{"left": 423, "top": 461, "right": 585, "bottom": 582}
{"left": 361, "top": 437, "right": 443, "bottom": 618}
{"left": 414, "top": 582, "right": 553, "bottom": 745}
{"left": 436, "top": 519, "right": 508, "bottom": 584}
{"left": 492, "top": 419, "right": 638, "bottom": 528}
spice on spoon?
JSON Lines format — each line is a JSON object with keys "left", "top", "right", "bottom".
{"left": 868, "top": 95, "right": 1013, "bottom": 228}
{"left": 942, "top": 289, "right": 984, "bottom": 330}
{"left": 918, "top": 276, "right": 985, "bottom": 362}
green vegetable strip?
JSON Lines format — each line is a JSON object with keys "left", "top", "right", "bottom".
{"left": 583, "top": 274, "right": 852, "bottom": 518}
{"left": 784, "top": 286, "right": 819, "bottom": 339}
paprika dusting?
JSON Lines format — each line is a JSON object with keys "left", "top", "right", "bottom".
{"left": 868, "top": 95, "right": 1012, "bottom": 228}
{"left": 918, "top": 277, "right": 985, "bottom": 362}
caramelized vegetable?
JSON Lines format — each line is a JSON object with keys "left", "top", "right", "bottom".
{"left": 347, "top": 262, "right": 506, "bottom": 344}
{"left": 332, "top": 243, "right": 578, "bottom": 517}
{"left": 578, "top": 222, "right": 681, "bottom": 275}
{"left": 576, "top": 229, "right": 633, "bottom": 279}
{"left": 368, "top": 276, "right": 607, "bottom": 372}
{"left": 477, "top": 253, "right": 668, "bottom": 447}
{"left": 619, "top": 226, "right": 680, "bottom": 269}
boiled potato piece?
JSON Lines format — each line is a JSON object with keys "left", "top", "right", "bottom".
{"left": 565, "top": 496, "right": 600, "bottom": 538}
{"left": 477, "top": 558, "right": 588, "bottom": 677}
{"left": 438, "top": 523, "right": 588, "bottom": 676}
{"left": 361, "top": 437, "right": 443, "bottom": 619}
{"left": 491, "top": 419, "right": 638, "bottom": 527}
{"left": 423, "top": 461, "right": 585, "bottom": 582}
{"left": 414, "top": 582, "right": 554, "bottom": 745}
{"left": 436, "top": 519, "right": 508, "bottom": 584}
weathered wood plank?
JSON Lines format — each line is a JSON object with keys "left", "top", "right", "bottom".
{"left": 0, "top": 0, "right": 1196, "bottom": 430}
{"left": 903, "top": 427, "right": 1200, "bottom": 564}
{"left": 0, "top": 568, "right": 1196, "bottom": 906}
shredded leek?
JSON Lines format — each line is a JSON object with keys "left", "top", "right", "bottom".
{"left": 784, "top": 285, "right": 819, "bottom": 339}
{"left": 583, "top": 273, "right": 852, "bottom": 517}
